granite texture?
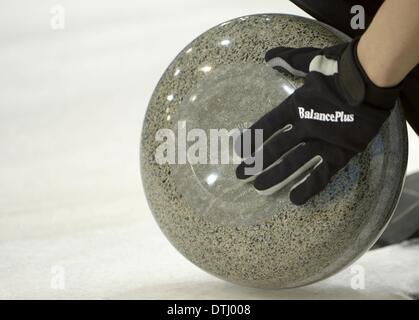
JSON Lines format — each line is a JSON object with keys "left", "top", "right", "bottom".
{"left": 140, "top": 14, "right": 408, "bottom": 289}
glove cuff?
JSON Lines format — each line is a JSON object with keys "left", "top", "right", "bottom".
{"left": 339, "top": 39, "right": 402, "bottom": 110}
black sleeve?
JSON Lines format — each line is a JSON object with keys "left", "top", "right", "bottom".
{"left": 290, "top": 0, "right": 383, "bottom": 37}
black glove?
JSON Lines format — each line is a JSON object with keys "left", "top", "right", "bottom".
{"left": 400, "top": 65, "right": 419, "bottom": 136}
{"left": 290, "top": 0, "right": 419, "bottom": 136}
{"left": 236, "top": 39, "right": 402, "bottom": 205}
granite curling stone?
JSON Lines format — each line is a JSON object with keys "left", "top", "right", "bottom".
{"left": 140, "top": 14, "right": 408, "bottom": 289}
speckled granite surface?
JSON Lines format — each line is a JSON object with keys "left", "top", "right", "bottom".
{"left": 141, "top": 14, "right": 408, "bottom": 288}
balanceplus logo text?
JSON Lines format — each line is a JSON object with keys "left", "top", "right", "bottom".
{"left": 298, "top": 107, "right": 354, "bottom": 123}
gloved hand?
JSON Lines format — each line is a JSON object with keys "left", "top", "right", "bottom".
{"left": 236, "top": 39, "right": 402, "bottom": 205}
{"left": 288, "top": 0, "right": 419, "bottom": 136}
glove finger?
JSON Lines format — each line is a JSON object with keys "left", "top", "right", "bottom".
{"left": 234, "top": 95, "right": 295, "bottom": 158}
{"left": 289, "top": 160, "right": 332, "bottom": 206}
{"left": 253, "top": 142, "right": 321, "bottom": 195}
{"left": 265, "top": 46, "right": 323, "bottom": 77}
{"left": 289, "top": 141, "right": 355, "bottom": 205}
{"left": 236, "top": 126, "right": 299, "bottom": 181}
